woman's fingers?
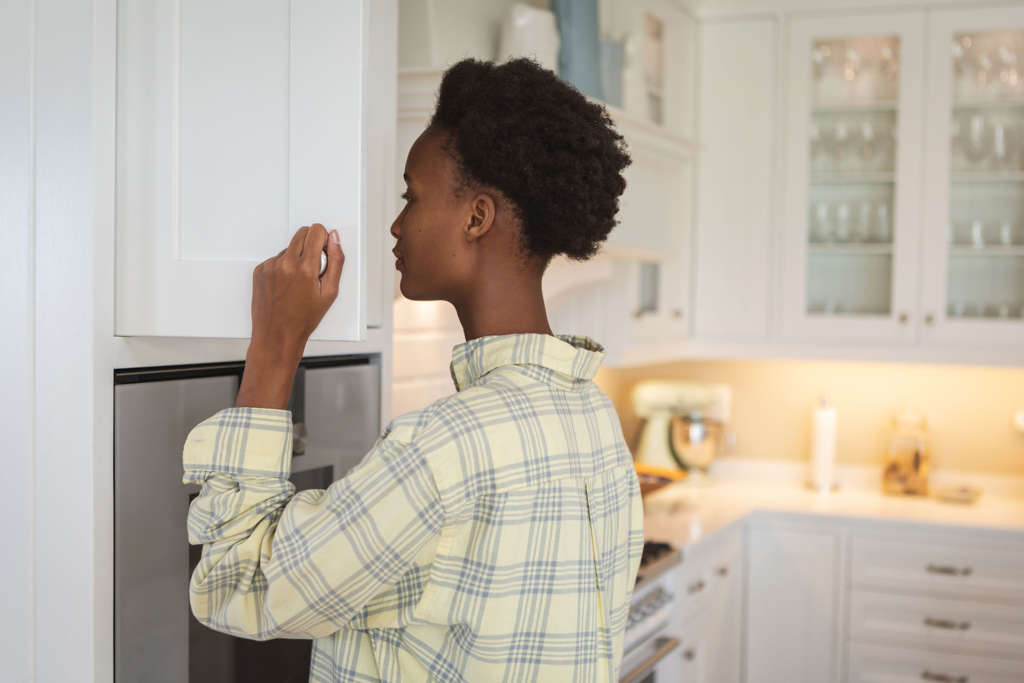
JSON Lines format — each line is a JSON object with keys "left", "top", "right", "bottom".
{"left": 321, "top": 229, "right": 345, "bottom": 299}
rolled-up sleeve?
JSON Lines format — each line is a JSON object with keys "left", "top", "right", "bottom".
{"left": 182, "top": 406, "right": 446, "bottom": 641}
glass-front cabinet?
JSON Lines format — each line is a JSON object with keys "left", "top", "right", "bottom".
{"left": 922, "top": 6, "right": 1024, "bottom": 346}
{"left": 782, "top": 12, "right": 923, "bottom": 342}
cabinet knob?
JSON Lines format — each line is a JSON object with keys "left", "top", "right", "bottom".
{"left": 921, "top": 671, "right": 967, "bottom": 683}
{"left": 898, "top": 312, "right": 909, "bottom": 324}
{"left": 683, "top": 648, "right": 695, "bottom": 661}
{"left": 925, "top": 313, "right": 935, "bottom": 325}
{"left": 672, "top": 308, "right": 683, "bottom": 319}
{"left": 715, "top": 565, "right": 728, "bottom": 577}
{"left": 687, "top": 579, "right": 705, "bottom": 594}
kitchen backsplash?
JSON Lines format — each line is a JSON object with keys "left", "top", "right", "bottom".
{"left": 595, "top": 358, "right": 1024, "bottom": 477}
{"left": 392, "top": 298, "right": 1024, "bottom": 476}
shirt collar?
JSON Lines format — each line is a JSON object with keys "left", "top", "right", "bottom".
{"left": 449, "top": 333, "right": 606, "bottom": 392}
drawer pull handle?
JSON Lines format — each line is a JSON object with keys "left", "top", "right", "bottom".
{"left": 715, "top": 565, "right": 728, "bottom": 577}
{"left": 683, "top": 647, "right": 695, "bottom": 661}
{"left": 926, "top": 564, "right": 972, "bottom": 576}
{"left": 923, "top": 617, "right": 971, "bottom": 631}
{"left": 921, "top": 670, "right": 968, "bottom": 682}
{"left": 687, "top": 580, "right": 705, "bottom": 594}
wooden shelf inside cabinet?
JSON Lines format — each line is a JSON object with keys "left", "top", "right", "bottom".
{"left": 808, "top": 243, "right": 893, "bottom": 255}
{"left": 951, "top": 172, "right": 1024, "bottom": 183}
{"left": 811, "top": 100, "right": 898, "bottom": 114}
{"left": 949, "top": 245, "right": 1024, "bottom": 256}
{"left": 953, "top": 97, "right": 1024, "bottom": 110}
{"left": 810, "top": 172, "right": 895, "bottom": 184}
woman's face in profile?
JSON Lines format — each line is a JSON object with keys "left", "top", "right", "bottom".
{"left": 391, "top": 125, "right": 474, "bottom": 302}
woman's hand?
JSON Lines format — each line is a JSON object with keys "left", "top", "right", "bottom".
{"left": 235, "top": 223, "right": 344, "bottom": 409}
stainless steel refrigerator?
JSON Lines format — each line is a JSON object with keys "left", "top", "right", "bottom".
{"left": 113, "top": 354, "right": 381, "bottom": 682}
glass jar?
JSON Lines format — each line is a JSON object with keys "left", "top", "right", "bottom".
{"left": 881, "top": 409, "right": 931, "bottom": 496}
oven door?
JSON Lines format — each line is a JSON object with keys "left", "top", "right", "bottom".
{"left": 619, "top": 633, "right": 681, "bottom": 683}
{"left": 114, "top": 359, "right": 379, "bottom": 682}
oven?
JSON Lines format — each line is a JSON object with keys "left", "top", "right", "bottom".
{"left": 619, "top": 542, "right": 683, "bottom": 683}
{"left": 113, "top": 354, "right": 380, "bottom": 682}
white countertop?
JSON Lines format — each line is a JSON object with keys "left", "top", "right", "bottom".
{"left": 642, "top": 460, "right": 1024, "bottom": 551}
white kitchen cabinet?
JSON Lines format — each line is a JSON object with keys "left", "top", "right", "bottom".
{"left": 745, "top": 520, "right": 839, "bottom": 683}
{"left": 921, "top": 5, "right": 1024, "bottom": 347}
{"left": 671, "top": 526, "right": 743, "bottom": 683}
{"left": 780, "top": 11, "right": 925, "bottom": 344}
{"left": 693, "top": 17, "right": 777, "bottom": 342}
{"left": 115, "top": 0, "right": 379, "bottom": 341}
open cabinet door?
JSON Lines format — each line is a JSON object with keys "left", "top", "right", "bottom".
{"left": 115, "top": 0, "right": 370, "bottom": 340}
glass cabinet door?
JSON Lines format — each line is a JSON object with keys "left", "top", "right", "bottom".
{"left": 923, "top": 6, "right": 1024, "bottom": 347}
{"left": 783, "top": 13, "right": 923, "bottom": 342}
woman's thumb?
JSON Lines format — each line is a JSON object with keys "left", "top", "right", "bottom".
{"left": 323, "top": 229, "right": 344, "bottom": 295}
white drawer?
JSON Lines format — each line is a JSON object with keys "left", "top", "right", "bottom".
{"left": 676, "top": 527, "right": 742, "bottom": 620}
{"left": 848, "top": 641, "right": 1024, "bottom": 683}
{"left": 851, "top": 535, "right": 1024, "bottom": 601}
{"left": 849, "top": 588, "right": 1024, "bottom": 660}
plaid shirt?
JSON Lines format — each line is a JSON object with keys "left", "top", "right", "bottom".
{"left": 183, "top": 332, "right": 644, "bottom": 681}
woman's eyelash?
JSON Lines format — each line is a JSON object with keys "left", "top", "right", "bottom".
{"left": 400, "top": 192, "right": 411, "bottom": 201}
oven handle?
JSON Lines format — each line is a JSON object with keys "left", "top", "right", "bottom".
{"left": 619, "top": 636, "right": 681, "bottom": 683}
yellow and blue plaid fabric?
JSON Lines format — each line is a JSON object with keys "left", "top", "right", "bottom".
{"left": 183, "top": 332, "right": 644, "bottom": 681}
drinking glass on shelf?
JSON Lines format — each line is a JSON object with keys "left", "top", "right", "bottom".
{"left": 965, "top": 113, "right": 991, "bottom": 166}
{"left": 812, "top": 201, "right": 833, "bottom": 242}
{"left": 854, "top": 201, "right": 873, "bottom": 242}
{"left": 879, "top": 43, "right": 899, "bottom": 102}
{"left": 834, "top": 202, "right": 852, "bottom": 242}
{"left": 976, "top": 52, "right": 995, "bottom": 98}
{"left": 875, "top": 203, "right": 891, "bottom": 242}
{"left": 997, "top": 302, "right": 1012, "bottom": 319}
{"left": 830, "top": 121, "right": 850, "bottom": 167}
{"left": 970, "top": 219, "right": 986, "bottom": 248}
{"left": 842, "top": 48, "right": 860, "bottom": 102}
{"left": 948, "top": 300, "right": 965, "bottom": 317}
{"left": 955, "top": 34, "right": 979, "bottom": 100}
{"left": 824, "top": 299, "right": 841, "bottom": 315}
{"left": 859, "top": 120, "right": 876, "bottom": 167}
{"left": 992, "top": 120, "right": 1014, "bottom": 171}
{"left": 997, "top": 43, "right": 1020, "bottom": 98}
{"left": 999, "top": 220, "right": 1015, "bottom": 246}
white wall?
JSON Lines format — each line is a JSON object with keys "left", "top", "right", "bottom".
{"left": 390, "top": 297, "right": 464, "bottom": 419}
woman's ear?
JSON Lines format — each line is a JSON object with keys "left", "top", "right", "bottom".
{"left": 465, "top": 192, "right": 496, "bottom": 240}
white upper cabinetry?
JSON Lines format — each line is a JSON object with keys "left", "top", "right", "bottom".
{"left": 115, "top": 0, "right": 381, "bottom": 341}
{"left": 781, "top": 11, "right": 925, "bottom": 344}
{"left": 921, "top": 6, "right": 1024, "bottom": 347}
{"left": 693, "top": 18, "right": 777, "bottom": 342}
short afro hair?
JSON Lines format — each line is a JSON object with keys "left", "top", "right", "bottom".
{"left": 429, "top": 57, "right": 632, "bottom": 264}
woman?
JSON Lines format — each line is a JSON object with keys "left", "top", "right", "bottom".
{"left": 183, "top": 57, "right": 642, "bottom": 682}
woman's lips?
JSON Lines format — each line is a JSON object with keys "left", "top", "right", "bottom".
{"left": 395, "top": 257, "right": 404, "bottom": 270}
